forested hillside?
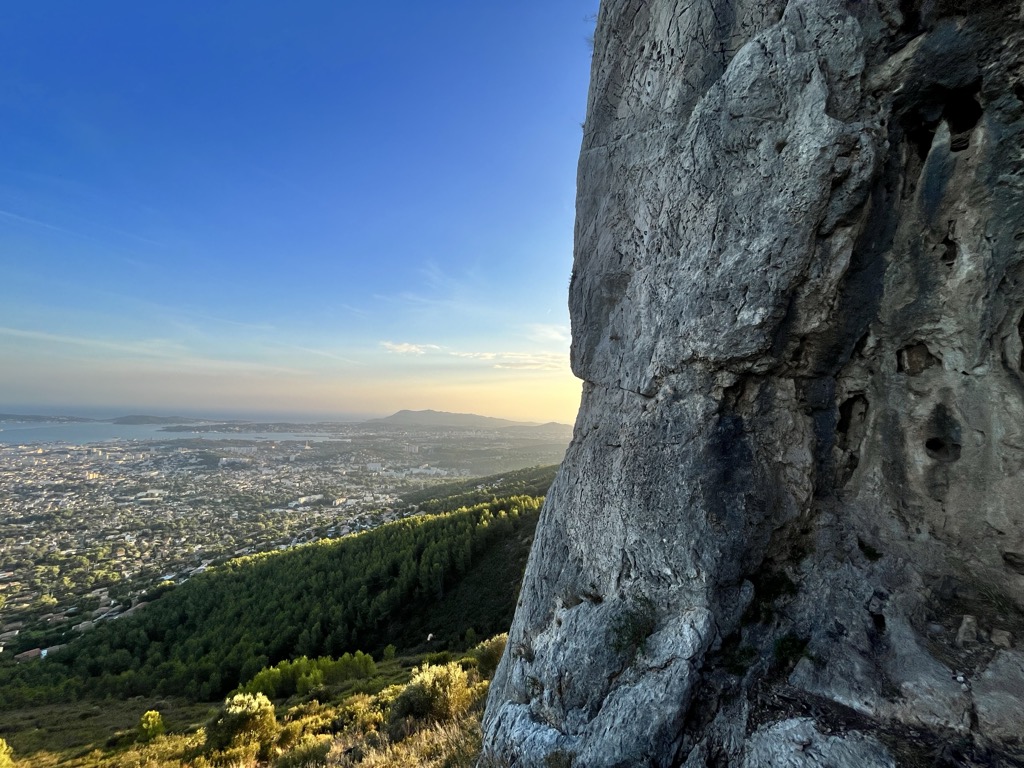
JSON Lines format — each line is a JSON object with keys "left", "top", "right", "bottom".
{"left": 0, "top": 469, "right": 553, "bottom": 709}
{"left": 399, "top": 464, "right": 557, "bottom": 511}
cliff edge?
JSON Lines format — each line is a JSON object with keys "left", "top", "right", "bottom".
{"left": 481, "top": 1, "right": 1024, "bottom": 765}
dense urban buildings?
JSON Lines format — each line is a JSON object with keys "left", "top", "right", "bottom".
{"left": 0, "top": 419, "right": 569, "bottom": 657}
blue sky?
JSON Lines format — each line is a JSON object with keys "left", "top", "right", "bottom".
{"left": 0, "top": 1, "right": 597, "bottom": 423}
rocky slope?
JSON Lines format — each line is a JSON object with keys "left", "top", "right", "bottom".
{"left": 481, "top": 1, "right": 1024, "bottom": 765}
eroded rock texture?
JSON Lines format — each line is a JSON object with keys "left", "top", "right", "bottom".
{"left": 481, "top": 1, "right": 1024, "bottom": 765}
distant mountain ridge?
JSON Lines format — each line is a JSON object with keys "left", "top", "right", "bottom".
{"left": 369, "top": 409, "right": 538, "bottom": 429}
{"left": 0, "top": 409, "right": 571, "bottom": 432}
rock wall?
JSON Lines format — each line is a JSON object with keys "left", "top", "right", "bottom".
{"left": 481, "top": 1, "right": 1024, "bottom": 766}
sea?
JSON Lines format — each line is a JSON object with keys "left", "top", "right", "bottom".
{"left": 0, "top": 422, "right": 343, "bottom": 447}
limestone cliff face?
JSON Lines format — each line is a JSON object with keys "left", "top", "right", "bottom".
{"left": 481, "top": 1, "right": 1024, "bottom": 766}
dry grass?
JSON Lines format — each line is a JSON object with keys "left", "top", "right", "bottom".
{"left": 0, "top": 698, "right": 212, "bottom": 767}
{"left": 332, "top": 714, "right": 481, "bottom": 768}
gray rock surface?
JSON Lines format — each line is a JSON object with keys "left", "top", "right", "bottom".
{"left": 974, "top": 650, "right": 1024, "bottom": 744}
{"left": 481, "top": 1, "right": 1024, "bottom": 765}
{"left": 743, "top": 718, "right": 895, "bottom": 768}
{"left": 956, "top": 614, "right": 979, "bottom": 647}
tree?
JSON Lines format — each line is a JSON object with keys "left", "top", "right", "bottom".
{"left": 296, "top": 668, "right": 324, "bottom": 696}
{"left": 36, "top": 594, "right": 58, "bottom": 610}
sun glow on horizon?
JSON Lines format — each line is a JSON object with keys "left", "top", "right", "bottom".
{"left": 0, "top": 328, "right": 583, "bottom": 424}
{"left": 0, "top": 1, "right": 597, "bottom": 425}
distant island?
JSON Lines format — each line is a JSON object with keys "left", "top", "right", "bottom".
{"left": 368, "top": 409, "right": 535, "bottom": 429}
{"left": 0, "top": 413, "right": 202, "bottom": 425}
{"left": 0, "top": 413, "right": 96, "bottom": 424}
{"left": 108, "top": 415, "right": 201, "bottom": 425}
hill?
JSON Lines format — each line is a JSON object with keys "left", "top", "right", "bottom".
{"left": 368, "top": 409, "right": 533, "bottom": 429}
{"left": 399, "top": 464, "right": 557, "bottom": 510}
{"left": 0, "top": 488, "right": 547, "bottom": 707}
{"left": 0, "top": 469, "right": 559, "bottom": 766}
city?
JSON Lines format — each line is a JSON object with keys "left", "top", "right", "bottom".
{"left": 0, "top": 419, "right": 570, "bottom": 659}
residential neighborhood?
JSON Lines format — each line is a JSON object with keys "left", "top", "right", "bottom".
{"left": 0, "top": 420, "right": 569, "bottom": 658}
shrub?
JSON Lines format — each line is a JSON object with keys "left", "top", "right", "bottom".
{"left": 276, "top": 721, "right": 305, "bottom": 752}
{"left": 0, "top": 738, "right": 13, "bottom": 768}
{"left": 296, "top": 668, "right": 324, "bottom": 697}
{"left": 206, "top": 692, "right": 279, "bottom": 757}
{"left": 283, "top": 699, "right": 333, "bottom": 735}
{"left": 390, "top": 663, "right": 473, "bottom": 725}
{"left": 382, "top": 644, "right": 396, "bottom": 661}
{"left": 469, "top": 680, "right": 490, "bottom": 710}
{"left": 208, "top": 741, "right": 259, "bottom": 767}
{"left": 138, "top": 709, "right": 165, "bottom": 741}
{"left": 469, "top": 633, "right": 508, "bottom": 679}
{"left": 332, "top": 693, "right": 385, "bottom": 735}
{"left": 273, "top": 733, "right": 331, "bottom": 768}
{"left": 372, "top": 684, "right": 405, "bottom": 718}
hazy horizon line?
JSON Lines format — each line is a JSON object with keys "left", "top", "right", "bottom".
{"left": 0, "top": 403, "right": 571, "bottom": 425}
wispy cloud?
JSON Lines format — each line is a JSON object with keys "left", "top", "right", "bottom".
{"left": 381, "top": 341, "right": 442, "bottom": 355}
{"left": 0, "top": 326, "right": 185, "bottom": 358}
{"left": 0, "top": 208, "right": 94, "bottom": 240}
{"left": 458, "top": 350, "right": 566, "bottom": 371}
{"left": 379, "top": 339, "right": 567, "bottom": 371}
{"left": 0, "top": 325, "right": 306, "bottom": 376}
{"left": 526, "top": 324, "right": 571, "bottom": 344}
{"left": 0, "top": 206, "right": 166, "bottom": 252}
{"left": 173, "top": 309, "right": 276, "bottom": 333}
{"left": 371, "top": 261, "right": 507, "bottom": 325}
{"left": 340, "top": 303, "right": 369, "bottom": 318}
{"left": 288, "top": 345, "right": 364, "bottom": 366}
{"left": 490, "top": 352, "right": 566, "bottom": 371}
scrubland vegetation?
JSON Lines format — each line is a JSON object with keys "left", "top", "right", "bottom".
{"left": 0, "top": 636, "right": 506, "bottom": 766}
